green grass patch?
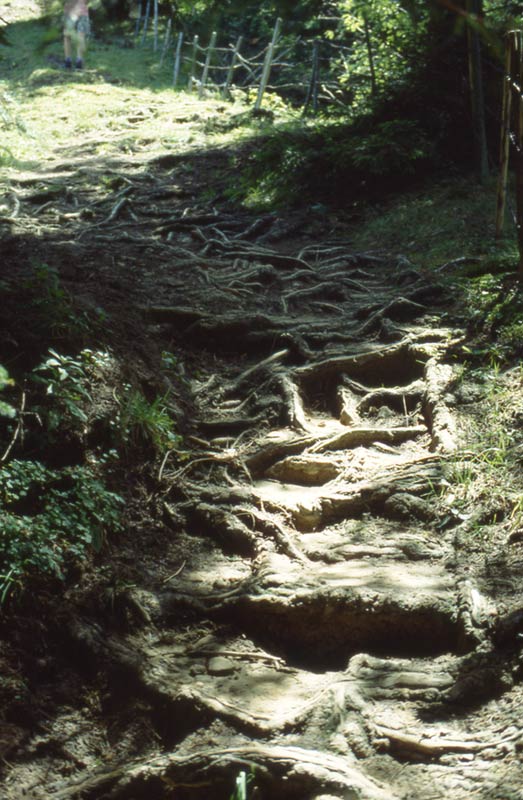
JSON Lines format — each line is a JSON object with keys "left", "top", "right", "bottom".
{"left": 0, "top": 12, "right": 264, "bottom": 168}
{"left": 349, "top": 176, "right": 508, "bottom": 268}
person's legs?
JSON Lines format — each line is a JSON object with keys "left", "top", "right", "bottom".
{"left": 75, "top": 32, "right": 86, "bottom": 68}
{"left": 63, "top": 31, "right": 73, "bottom": 67}
{"left": 74, "top": 17, "right": 91, "bottom": 69}
{"left": 63, "top": 15, "right": 75, "bottom": 67}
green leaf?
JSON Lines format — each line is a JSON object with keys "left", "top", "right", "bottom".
{"left": 0, "top": 400, "right": 15, "bottom": 419}
{"left": 0, "top": 365, "right": 13, "bottom": 391}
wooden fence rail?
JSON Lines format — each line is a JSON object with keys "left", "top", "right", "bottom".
{"left": 133, "top": 10, "right": 361, "bottom": 114}
{"left": 497, "top": 29, "right": 523, "bottom": 278}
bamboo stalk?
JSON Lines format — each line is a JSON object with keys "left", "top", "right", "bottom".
{"left": 363, "top": 14, "right": 377, "bottom": 98}
{"left": 255, "top": 18, "right": 282, "bottom": 111}
{"left": 312, "top": 40, "right": 320, "bottom": 113}
{"left": 466, "top": 0, "right": 489, "bottom": 182}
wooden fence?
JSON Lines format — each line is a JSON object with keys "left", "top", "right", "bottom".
{"left": 133, "top": 3, "right": 356, "bottom": 114}
{"left": 497, "top": 29, "right": 523, "bottom": 277}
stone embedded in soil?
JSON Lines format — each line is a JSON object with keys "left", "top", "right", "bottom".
{"left": 266, "top": 454, "right": 341, "bottom": 486}
{"left": 383, "top": 492, "right": 436, "bottom": 522}
{"left": 207, "top": 656, "right": 236, "bottom": 676}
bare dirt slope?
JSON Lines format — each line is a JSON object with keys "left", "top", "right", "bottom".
{"left": 2, "top": 88, "right": 523, "bottom": 800}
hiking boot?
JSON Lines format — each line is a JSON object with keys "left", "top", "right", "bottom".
{"left": 64, "top": 57, "right": 72, "bottom": 69}
{"left": 75, "top": 58, "right": 83, "bottom": 70}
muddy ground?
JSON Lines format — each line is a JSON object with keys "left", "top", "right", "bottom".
{"left": 2, "top": 81, "right": 523, "bottom": 800}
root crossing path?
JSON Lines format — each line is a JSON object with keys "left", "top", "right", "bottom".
{"left": 2, "top": 120, "right": 523, "bottom": 800}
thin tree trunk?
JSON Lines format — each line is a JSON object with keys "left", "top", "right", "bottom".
{"left": 363, "top": 14, "right": 377, "bottom": 98}
{"left": 514, "top": 32, "right": 523, "bottom": 279}
{"left": 303, "top": 39, "right": 320, "bottom": 115}
{"left": 495, "top": 32, "right": 513, "bottom": 238}
{"left": 466, "top": 0, "right": 488, "bottom": 183}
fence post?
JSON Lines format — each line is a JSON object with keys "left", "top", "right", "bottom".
{"left": 255, "top": 17, "right": 282, "bottom": 111}
{"left": 496, "top": 32, "right": 514, "bottom": 239}
{"left": 199, "top": 31, "right": 217, "bottom": 99}
{"left": 173, "top": 31, "right": 184, "bottom": 87}
{"left": 159, "top": 17, "right": 172, "bottom": 66}
{"left": 153, "top": 0, "right": 159, "bottom": 52}
{"left": 134, "top": 0, "right": 143, "bottom": 37}
{"left": 223, "top": 35, "right": 243, "bottom": 98}
{"left": 188, "top": 35, "right": 199, "bottom": 91}
{"left": 140, "top": 0, "right": 151, "bottom": 46}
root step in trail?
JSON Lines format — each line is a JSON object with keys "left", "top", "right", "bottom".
{"left": 5, "top": 126, "right": 522, "bottom": 800}
{"left": 155, "top": 237, "right": 494, "bottom": 798}
{"left": 143, "top": 228, "right": 513, "bottom": 799}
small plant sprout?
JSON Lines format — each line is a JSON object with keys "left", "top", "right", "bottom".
{"left": 117, "top": 386, "right": 181, "bottom": 454}
{"left": 230, "top": 768, "right": 256, "bottom": 800}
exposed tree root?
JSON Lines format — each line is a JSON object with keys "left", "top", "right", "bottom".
{"left": 44, "top": 744, "right": 395, "bottom": 800}
{"left": 423, "top": 357, "right": 458, "bottom": 452}
{"left": 309, "top": 424, "right": 427, "bottom": 453}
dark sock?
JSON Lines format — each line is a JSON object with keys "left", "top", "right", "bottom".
{"left": 75, "top": 58, "right": 83, "bottom": 69}
{"left": 64, "top": 57, "right": 72, "bottom": 68}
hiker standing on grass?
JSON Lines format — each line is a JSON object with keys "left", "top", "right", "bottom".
{"left": 63, "top": 0, "right": 90, "bottom": 70}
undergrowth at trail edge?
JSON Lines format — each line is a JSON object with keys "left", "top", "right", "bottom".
{"left": 0, "top": 460, "right": 124, "bottom": 604}
{"left": 227, "top": 117, "right": 435, "bottom": 209}
{"left": 439, "top": 361, "right": 523, "bottom": 546}
{"left": 0, "top": 271, "right": 184, "bottom": 604}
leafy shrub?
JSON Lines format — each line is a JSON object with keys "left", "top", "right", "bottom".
{"left": 16, "top": 263, "right": 105, "bottom": 348}
{"left": 230, "top": 116, "right": 434, "bottom": 208}
{"left": 350, "top": 120, "right": 432, "bottom": 175}
{"left": 0, "top": 460, "right": 124, "bottom": 603}
{"left": 32, "top": 349, "right": 182, "bottom": 457}
{"left": 33, "top": 348, "right": 93, "bottom": 433}
{"left": 24, "top": 263, "right": 81, "bottom": 338}
{"left": 27, "top": 348, "right": 111, "bottom": 466}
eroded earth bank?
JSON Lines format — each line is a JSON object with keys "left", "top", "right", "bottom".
{"left": 2, "top": 98, "right": 523, "bottom": 800}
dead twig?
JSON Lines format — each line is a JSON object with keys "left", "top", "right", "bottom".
{"left": 186, "top": 648, "right": 285, "bottom": 665}
{"left": 76, "top": 187, "right": 134, "bottom": 240}
{"left": 158, "top": 448, "right": 174, "bottom": 482}
{"left": 1, "top": 389, "right": 26, "bottom": 463}
{"left": 161, "top": 561, "right": 187, "bottom": 584}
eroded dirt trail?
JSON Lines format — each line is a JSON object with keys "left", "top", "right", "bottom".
{"left": 2, "top": 105, "right": 523, "bottom": 800}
